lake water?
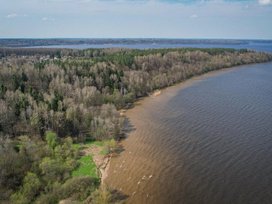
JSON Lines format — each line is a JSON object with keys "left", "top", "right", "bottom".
{"left": 105, "top": 62, "right": 272, "bottom": 204}
{"left": 26, "top": 39, "right": 272, "bottom": 53}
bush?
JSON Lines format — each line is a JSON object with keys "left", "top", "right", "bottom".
{"left": 88, "top": 186, "right": 113, "bottom": 204}
{"left": 11, "top": 172, "right": 41, "bottom": 204}
{"left": 59, "top": 176, "right": 99, "bottom": 201}
{"left": 46, "top": 131, "right": 58, "bottom": 150}
{"left": 103, "top": 139, "right": 119, "bottom": 155}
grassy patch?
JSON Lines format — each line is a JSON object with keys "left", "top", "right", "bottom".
{"left": 72, "top": 155, "right": 98, "bottom": 178}
{"left": 72, "top": 139, "right": 112, "bottom": 179}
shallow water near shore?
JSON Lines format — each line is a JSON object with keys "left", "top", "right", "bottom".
{"left": 105, "top": 62, "right": 272, "bottom": 204}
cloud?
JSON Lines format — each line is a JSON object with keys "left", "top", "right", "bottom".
{"left": 5, "top": 13, "right": 28, "bottom": 19}
{"left": 6, "top": 13, "right": 18, "bottom": 18}
{"left": 258, "top": 0, "right": 272, "bottom": 5}
{"left": 190, "top": 14, "right": 198, "bottom": 18}
{"left": 42, "top": 17, "right": 55, "bottom": 21}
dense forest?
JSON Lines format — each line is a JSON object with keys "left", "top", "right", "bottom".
{"left": 0, "top": 47, "right": 271, "bottom": 203}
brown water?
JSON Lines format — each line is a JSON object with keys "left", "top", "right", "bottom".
{"left": 105, "top": 63, "right": 272, "bottom": 204}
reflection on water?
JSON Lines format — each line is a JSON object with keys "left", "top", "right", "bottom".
{"left": 106, "top": 63, "right": 272, "bottom": 204}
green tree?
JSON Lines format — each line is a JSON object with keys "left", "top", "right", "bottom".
{"left": 39, "top": 157, "right": 69, "bottom": 182}
{"left": 11, "top": 172, "right": 41, "bottom": 204}
{"left": 46, "top": 131, "right": 57, "bottom": 150}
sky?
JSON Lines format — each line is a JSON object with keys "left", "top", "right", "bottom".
{"left": 0, "top": 0, "right": 272, "bottom": 39}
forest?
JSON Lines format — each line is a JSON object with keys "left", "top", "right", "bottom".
{"left": 0, "top": 47, "right": 272, "bottom": 203}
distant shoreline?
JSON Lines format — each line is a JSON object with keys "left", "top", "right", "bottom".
{"left": 0, "top": 38, "right": 272, "bottom": 52}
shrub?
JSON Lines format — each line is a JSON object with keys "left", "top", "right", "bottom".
{"left": 59, "top": 176, "right": 99, "bottom": 201}
{"left": 11, "top": 172, "right": 41, "bottom": 204}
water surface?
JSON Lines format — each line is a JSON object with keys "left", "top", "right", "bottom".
{"left": 106, "top": 62, "right": 272, "bottom": 204}
{"left": 21, "top": 39, "right": 272, "bottom": 52}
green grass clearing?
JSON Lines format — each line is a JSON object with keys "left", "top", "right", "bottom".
{"left": 72, "top": 155, "right": 98, "bottom": 178}
{"left": 72, "top": 139, "right": 114, "bottom": 178}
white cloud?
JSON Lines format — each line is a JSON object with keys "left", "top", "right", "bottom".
{"left": 190, "top": 14, "right": 198, "bottom": 18}
{"left": 258, "top": 0, "right": 272, "bottom": 5}
{"left": 42, "top": 17, "right": 55, "bottom": 21}
{"left": 6, "top": 13, "right": 18, "bottom": 18}
{"left": 5, "top": 13, "right": 28, "bottom": 19}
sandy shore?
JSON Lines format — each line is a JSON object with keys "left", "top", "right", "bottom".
{"left": 152, "top": 90, "right": 161, "bottom": 96}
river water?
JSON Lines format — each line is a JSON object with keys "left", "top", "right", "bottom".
{"left": 105, "top": 62, "right": 272, "bottom": 204}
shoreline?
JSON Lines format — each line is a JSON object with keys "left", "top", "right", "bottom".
{"left": 117, "top": 62, "right": 257, "bottom": 113}
{"left": 120, "top": 61, "right": 272, "bottom": 112}
{"left": 82, "top": 143, "right": 112, "bottom": 185}
{"left": 146, "top": 61, "right": 272, "bottom": 98}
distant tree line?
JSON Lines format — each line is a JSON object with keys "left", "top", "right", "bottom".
{"left": 0, "top": 38, "right": 257, "bottom": 48}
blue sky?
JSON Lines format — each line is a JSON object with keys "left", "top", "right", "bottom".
{"left": 0, "top": 0, "right": 272, "bottom": 39}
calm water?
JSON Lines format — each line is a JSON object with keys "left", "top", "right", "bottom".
{"left": 26, "top": 39, "right": 272, "bottom": 53}
{"left": 106, "top": 62, "right": 272, "bottom": 204}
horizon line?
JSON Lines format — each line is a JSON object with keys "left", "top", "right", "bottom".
{"left": 0, "top": 37, "right": 272, "bottom": 41}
